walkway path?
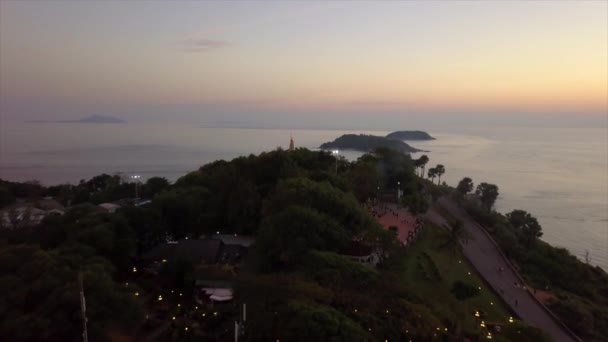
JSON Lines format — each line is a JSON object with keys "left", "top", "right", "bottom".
{"left": 424, "top": 197, "right": 578, "bottom": 342}
{"left": 368, "top": 203, "right": 418, "bottom": 244}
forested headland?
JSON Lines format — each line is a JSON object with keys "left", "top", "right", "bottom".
{"left": 0, "top": 147, "right": 605, "bottom": 341}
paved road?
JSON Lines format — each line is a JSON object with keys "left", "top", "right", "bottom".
{"left": 424, "top": 197, "right": 578, "bottom": 342}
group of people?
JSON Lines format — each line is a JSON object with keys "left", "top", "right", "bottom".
{"left": 495, "top": 265, "right": 541, "bottom": 309}
{"left": 367, "top": 204, "right": 399, "bottom": 219}
{"left": 363, "top": 201, "right": 425, "bottom": 248}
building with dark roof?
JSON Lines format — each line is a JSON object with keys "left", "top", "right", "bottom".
{"left": 141, "top": 237, "right": 249, "bottom": 266}
{"left": 141, "top": 239, "right": 222, "bottom": 264}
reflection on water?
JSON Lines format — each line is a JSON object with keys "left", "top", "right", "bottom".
{"left": 0, "top": 123, "right": 606, "bottom": 269}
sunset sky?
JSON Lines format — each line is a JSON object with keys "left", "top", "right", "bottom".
{"left": 1, "top": 1, "right": 606, "bottom": 126}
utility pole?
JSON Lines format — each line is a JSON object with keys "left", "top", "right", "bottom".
{"left": 79, "top": 273, "right": 89, "bottom": 342}
{"left": 235, "top": 303, "right": 246, "bottom": 342}
{"left": 234, "top": 321, "right": 239, "bottom": 342}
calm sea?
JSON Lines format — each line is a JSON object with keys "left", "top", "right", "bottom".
{"left": 1, "top": 122, "right": 606, "bottom": 269}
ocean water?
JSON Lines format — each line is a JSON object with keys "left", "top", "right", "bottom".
{"left": 1, "top": 122, "right": 606, "bottom": 269}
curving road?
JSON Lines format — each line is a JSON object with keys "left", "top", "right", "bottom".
{"left": 424, "top": 197, "right": 578, "bottom": 342}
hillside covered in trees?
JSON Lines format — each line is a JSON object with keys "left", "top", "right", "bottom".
{"left": 386, "top": 130, "right": 435, "bottom": 141}
{"left": 1, "top": 147, "right": 604, "bottom": 341}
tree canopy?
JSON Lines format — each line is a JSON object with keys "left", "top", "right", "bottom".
{"left": 456, "top": 177, "right": 474, "bottom": 199}
{"left": 475, "top": 182, "right": 499, "bottom": 210}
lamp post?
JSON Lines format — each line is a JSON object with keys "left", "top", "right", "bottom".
{"left": 397, "top": 181, "right": 401, "bottom": 202}
{"left": 131, "top": 175, "right": 141, "bottom": 199}
{"left": 331, "top": 150, "right": 339, "bottom": 174}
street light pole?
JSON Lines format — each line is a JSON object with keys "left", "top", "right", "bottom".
{"left": 397, "top": 181, "right": 401, "bottom": 203}
{"left": 332, "top": 150, "right": 339, "bottom": 174}
{"left": 131, "top": 175, "right": 141, "bottom": 199}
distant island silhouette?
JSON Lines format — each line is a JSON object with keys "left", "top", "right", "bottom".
{"left": 320, "top": 134, "right": 423, "bottom": 153}
{"left": 386, "top": 130, "right": 435, "bottom": 140}
{"left": 26, "top": 115, "right": 126, "bottom": 124}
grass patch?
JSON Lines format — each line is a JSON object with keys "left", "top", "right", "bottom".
{"left": 396, "top": 223, "right": 511, "bottom": 336}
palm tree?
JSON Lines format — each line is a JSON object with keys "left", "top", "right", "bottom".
{"left": 427, "top": 167, "right": 437, "bottom": 184}
{"left": 442, "top": 219, "right": 467, "bottom": 254}
{"left": 413, "top": 158, "right": 422, "bottom": 176}
{"left": 418, "top": 155, "right": 429, "bottom": 178}
{"left": 435, "top": 164, "right": 445, "bottom": 185}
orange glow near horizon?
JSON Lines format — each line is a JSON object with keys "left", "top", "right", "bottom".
{"left": 0, "top": 1, "right": 606, "bottom": 118}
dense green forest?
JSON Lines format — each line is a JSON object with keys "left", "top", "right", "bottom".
{"left": 0, "top": 147, "right": 603, "bottom": 341}
{"left": 0, "top": 148, "right": 434, "bottom": 341}
{"left": 385, "top": 131, "right": 435, "bottom": 141}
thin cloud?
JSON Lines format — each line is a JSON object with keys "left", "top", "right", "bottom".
{"left": 179, "top": 38, "right": 230, "bottom": 52}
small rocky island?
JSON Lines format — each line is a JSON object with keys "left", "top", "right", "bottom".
{"left": 76, "top": 115, "right": 126, "bottom": 123}
{"left": 27, "top": 115, "right": 126, "bottom": 124}
{"left": 320, "top": 134, "right": 421, "bottom": 153}
{"left": 386, "top": 130, "right": 435, "bottom": 140}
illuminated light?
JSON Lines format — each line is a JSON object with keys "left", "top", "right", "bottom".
{"left": 177, "top": 304, "right": 181, "bottom": 307}
{"left": 478, "top": 286, "right": 481, "bottom": 290}
{"left": 436, "top": 327, "right": 440, "bottom": 331}
{"left": 135, "top": 292, "right": 139, "bottom": 296}
{"left": 458, "top": 260, "right": 462, "bottom": 263}
{"left": 125, "top": 282, "right": 129, "bottom": 286}
{"left": 202, "top": 313, "right": 206, "bottom": 317}
{"left": 490, "top": 302, "right": 494, "bottom": 306}
{"left": 171, "top": 290, "right": 174, "bottom": 294}
{"left": 480, "top": 321, "right": 486, "bottom": 328}
{"left": 487, "top": 332, "right": 492, "bottom": 339}
{"left": 179, "top": 293, "right": 183, "bottom": 297}
{"left": 509, "top": 317, "right": 514, "bottom": 323}
{"left": 185, "top": 327, "right": 189, "bottom": 331}
{"left": 213, "top": 312, "right": 218, "bottom": 316}
{"left": 162, "top": 259, "right": 167, "bottom": 263}
{"left": 158, "top": 295, "right": 163, "bottom": 301}
{"left": 467, "top": 272, "right": 471, "bottom": 275}
{"left": 354, "top": 309, "right": 358, "bottom": 313}
{"left": 368, "top": 328, "right": 372, "bottom": 332}
{"left": 132, "top": 267, "right": 137, "bottom": 273}
{"left": 444, "top": 328, "right": 448, "bottom": 331}
{"left": 195, "top": 306, "right": 198, "bottom": 310}
{"left": 216, "top": 231, "right": 220, "bottom": 234}
{"left": 172, "top": 316, "right": 176, "bottom": 320}
{"left": 234, "top": 234, "right": 237, "bottom": 237}
{"left": 386, "top": 310, "right": 389, "bottom": 314}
